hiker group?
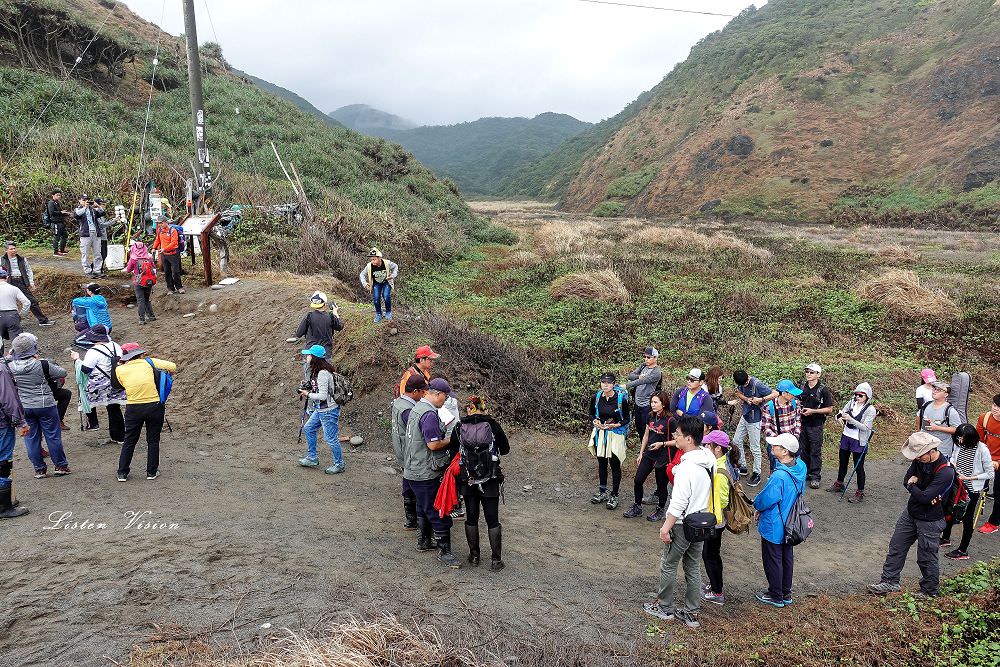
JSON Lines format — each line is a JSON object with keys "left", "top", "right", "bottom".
{"left": 582, "top": 351, "right": 998, "bottom": 629}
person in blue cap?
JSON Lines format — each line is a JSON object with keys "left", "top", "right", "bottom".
{"left": 297, "top": 344, "right": 345, "bottom": 474}
{"left": 761, "top": 379, "right": 803, "bottom": 474}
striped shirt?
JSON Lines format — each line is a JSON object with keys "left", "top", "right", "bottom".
{"left": 955, "top": 445, "right": 977, "bottom": 492}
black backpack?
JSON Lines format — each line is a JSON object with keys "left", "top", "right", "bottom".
{"left": 91, "top": 344, "right": 124, "bottom": 392}
{"left": 460, "top": 420, "right": 500, "bottom": 486}
{"left": 778, "top": 470, "right": 814, "bottom": 546}
{"left": 40, "top": 360, "right": 64, "bottom": 396}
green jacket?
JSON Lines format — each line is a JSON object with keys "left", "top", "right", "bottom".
{"left": 402, "top": 399, "right": 450, "bottom": 481}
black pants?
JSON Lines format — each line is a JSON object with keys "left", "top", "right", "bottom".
{"left": 8, "top": 278, "right": 46, "bottom": 322}
{"left": 87, "top": 403, "right": 125, "bottom": 442}
{"left": 464, "top": 491, "right": 500, "bottom": 529}
{"left": 634, "top": 405, "right": 650, "bottom": 444}
{"left": 53, "top": 387, "right": 72, "bottom": 423}
{"left": 702, "top": 527, "right": 725, "bottom": 594}
{"left": 634, "top": 456, "right": 667, "bottom": 507}
{"left": 837, "top": 448, "right": 866, "bottom": 491}
{"left": 405, "top": 477, "right": 452, "bottom": 534}
{"left": 597, "top": 454, "right": 622, "bottom": 495}
{"left": 162, "top": 253, "right": 183, "bottom": 291}
{"left": 989, "top": 482, "right": 1000, "bottom": 525}
{"left": 942, "top": 490, "right": 981, "bottom": 552}
{"left": 133, "top": 284, "right": 155, "bottom": 321}
{"left": 118, "top": 402, "right": 164, "bottom": 477}
{"left": 53, "top": 224, "right": 67, "bottom": 253}
{"left": 762, "top": 538, "right": 794, "bottom": 600}
{"left": 799, "top": 424, "right": 824, "bottom": 482}
{"left": 101, "top": 240, "right": 108, "bottom": 263}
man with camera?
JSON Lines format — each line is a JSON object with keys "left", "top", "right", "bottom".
{"left": 74, "top": 194, "right": 105, "bottom": 276}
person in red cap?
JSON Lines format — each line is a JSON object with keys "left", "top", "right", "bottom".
{"left": 396, "top": 345, "right": 439, "bottom": 399}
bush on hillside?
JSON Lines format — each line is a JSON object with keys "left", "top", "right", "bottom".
{"left": 855, "top": 269, "right": 960, "bottom": 320}
{"left": 592, "top": 201, "right": 625, "bottom": 217}
{"left": 549, "top": 270, "right": 630, "bottom": 305}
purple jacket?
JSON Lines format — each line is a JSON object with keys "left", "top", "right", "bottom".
{"left": 0, "top": 360, "right": 26, "bottom": 429}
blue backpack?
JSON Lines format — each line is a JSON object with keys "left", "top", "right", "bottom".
{"left": 169, "top": 224, "right": 186, "bottom": 253}
{"left": 145, "top": 358, "right": 174, "bottom": 403}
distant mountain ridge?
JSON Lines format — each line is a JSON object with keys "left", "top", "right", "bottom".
{"left": 233, "top": 69, "right": 343, "bottom": 128}
{"left": 329, "top": 104, "right": 417, "bottom": 135}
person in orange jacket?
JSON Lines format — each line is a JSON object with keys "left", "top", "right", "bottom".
{"left": 976, "top": 394, "right": 1000, "bottom": 534}
{"left": 151, "top": 215, "right": 184, "bottom": 295}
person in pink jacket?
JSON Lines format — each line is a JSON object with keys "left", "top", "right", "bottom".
{"left": 124, "top": 240, "right": 157, "bottom": 324}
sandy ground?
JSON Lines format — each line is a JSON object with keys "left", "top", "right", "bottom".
{"left": 2, "top": 251, "right": 998, "bottom": 667}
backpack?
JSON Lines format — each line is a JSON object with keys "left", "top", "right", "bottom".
{"left": 934, "top": 461, "right": 970, "bottom": 523}
{"left": 918, "top": 401, "right": 957, "bottom": 433}
{"left": 460, "top": 420, "right": 501, "bottom": 486}
{"left": 41, "top": 208, "right": 51, "bottom": 229}
{"left": 91, "top": 344, "right": 124, "bottom": 392}
{"left": 329, "top": 371, "right": 352, "bottom": 406}
{"left": 594, "top": 388, "right": 628, "bottom": 424}
{"left": 40, "top": 360, "right": 64, "bottom": 396}
{"left": 778, "top": 469, "right": 814, "bottom": 546}
{"left": 169, "top": 224, "right": 186, "bottom": 253}
{"left": 137, "top": 258, "right": 157, "bottom": 287}
{"left": 766, "top": 398, "right": 799, "bottom": 424}
{"left": 719, "top": 469, "right": 753, "bottom": 535}
{"left": 145, "top": 359, "right": 173, "bottom": 403}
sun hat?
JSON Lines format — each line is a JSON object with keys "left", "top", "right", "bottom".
{"left": 921, "top": 368, "right": 937, "bottom": 383}
{"left": 766, "top": 432, "right": 800, "bottom": 454}
{"left": 901, "top": 431, "right": 940, "bottom": 460}
{"left": 301, "top": 344, "right": 326, "bottom": 358}
{"left": 428, "top": 378, "right": 452, "bottom": 394}
{"left": 415, "top": 345, "right": 440, "bottom": 360}
{"left": 120, "top": 345, "right": 146, "bottom": 362}
{"left": 309, "top": 291, "right": 328, "bottom": 309}
{"left": 776, "top": 379, "right": 803, "bottom": 396}
{"left": 10, "top": 333, "right": 38, "bottom": 360}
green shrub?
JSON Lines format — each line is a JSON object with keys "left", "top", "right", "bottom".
{"left": 606, "top": 163, "right": 660, "bottom": 199}
{"left": 592, "top": 201, "right": 626, "bottom": 217}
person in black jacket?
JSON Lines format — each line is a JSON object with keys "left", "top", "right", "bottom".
{"left": 868, "top": 431, "right": 956, "bottom": 597}
{"left": 47, "top": 190, "right": 70, "bottom": 257}
{"left": 450, "top": 396, "right": 510, "bottom": 571}
{"left": 288, "top": 291, "right": 343, "bottom": 378}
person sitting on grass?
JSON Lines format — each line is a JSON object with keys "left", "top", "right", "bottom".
{"left": 940, "top": 424, "right": 993, "bottom": 561}
{"left": 827, "top": 383, "right": 876, "bottom": 504}
{"left": 975, "top": 394, "right": 1000, "bottom": 534}
{"left": 71, "top": 283, "right": 112, "bottom": 349}
{"left": 297, "top": 345, "right": 345, "bottom": 475}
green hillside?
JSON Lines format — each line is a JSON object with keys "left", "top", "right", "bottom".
{"left": 384, "top": 113, "right": 591, "bottom": 197}
{"left": 329, "top": 104, "right": 417, "bottom": 135}
{"left": 231, "top": 68, "right": 344, "bottom": 129}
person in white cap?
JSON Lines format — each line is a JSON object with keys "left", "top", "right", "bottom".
{"left": 798, "top": 363, "right": 834, "bottom": 489}
{"left": 359, "top": 248, "right": 398, "bottom": 324}
{"left": 752, "top": 432, "right": 806, "bottom": 607}
{"left": 868, "top": 432, "right": 955, "bottom": 597}
{"left": 918, "top": 380, "right": 960, "bottom": 458}
{"left": 669, "top": 368, "right": 715, "bottom": 418}
{"left": 289, "top": 291, "right": 343, "bottom": 378}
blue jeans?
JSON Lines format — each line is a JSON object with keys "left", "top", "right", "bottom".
{"left": 304, "top": 406, "right": 342, "bottom": 465}
{"left": 24, "top": 406, "right": 68, "bottom": 471}
{"left": 0, "top": 426, "right": 15, "bottom": 489}
{"left": 372, "top": 282, "right": 392, "bottom": 316}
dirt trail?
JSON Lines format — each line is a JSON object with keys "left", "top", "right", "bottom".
{"left": 1, "top": 252, "right": 997, "bottom": 667}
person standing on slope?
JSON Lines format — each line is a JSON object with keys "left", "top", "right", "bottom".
{"left": 124, "top": 240, "right": 157, "bottom": 325}
{"left": 289, "top": 291, "right": 344, "bottom": 377}
{"left": 918, "top": 380, "right": 960, "bottom": 459}
{"left": 0, "top": 268, "right": 31, "bottom": 357}
{"left": 2, "top": 242, "right": 52, "bottom": 326}
{"left": 624, "top": 391, "right": 672, "bottom": 523}
{"left": 71, "top": 283, "right": 112, "bottom": 349}
{"left": 626, "top": 347, "right": 662, "bottom": 444}
{"left": 74, "top": 194, "right": 104, "bottom": 276}
{"left": 396, "top": 346, "right": 439, "bottom": 399}
{"left": 0, "top": 355, "right": 29, "bottom": 519}
{"left": 70, "top": 325, "right": 126, "bottom": 444}
{"left": 728, "top": 369, "right": 778, "bottom": 488}
{"left": 297, "top": 345, "right": 346, "bottom": 475}
{"left": 8, "top": 333, "right": 71, "bottom": 479}
{"left": 114, "top": 344, "right": 176, "bottom": 482}
{"left": 761, "top": 379, "right": 802, "bottom": 474}
{"left": 915, "top": 368, "right": 937, "bottom": 412}
{"left": 152, "top": 215, "right": 184, "bottom": 295}
{"left": 47, "top": 190, "right": 70, "bottom": 257}
{"left": 827, "top": 382, "right": 876, "bottom": 503}
{"left": 939, "top": 424, "right": 993, "bottom": 561}
{"left": 798, "top": 363, "right": 834, "bottom": 489}
{"left": 670, "top": 368, "right": 715, "bottom": 418}
{"left": 359, "top": 248, "right": 398, "bottom": 323}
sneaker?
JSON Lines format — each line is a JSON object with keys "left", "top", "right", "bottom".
{"left": 675, "top": 609, "right": 701, "bottom": 629}
{"left": 39, "top": 320, "right": 54, "bottom": 327}
{"left": 642, "top": 602, "right": 674, "bottom": 621}
{"left": 606, "top": 494, "right": 619, "bottom": 510}
{"left": 847, "top": 490, "right": 865, "bottom": 504}
{"left": 373, "top": 314, "right": 382, "bottom": 323}
{"left": 939, "top": 539, "right": 952, "bottom": 549}
{"left": 177, "top": 288, "right": 186, "bottom": 294}
{"left": 590, "top": 490, "right": 609, "bottom": 504}
{"left": 783, "top": 596, "right": 794, "bottom": 605}
{"left": 148, "top": 316, "right": 156, "bottom": 322}
{"left": 117, "top": 474, "right": 127, "bottom": 482}
{"left": 646, "top": 507, "right": 666, "bottom": 522}
{"left": 298, "top": 457, "right": 320, "bottom": 468}
{"left": 449, "top": 506, "right": 465, "bottom": 519}
{"left": 139, "top": 319, "right": 146, "bottom": 325}
{"left": 641, "top": 492, "right": 658, "bottom": 505}
{"left": 703, "top": 591, "right": 725, "bottom": 605}
{"left": 33, "top": 469, "right": 47, "bottom": 479}
{"left": 324, "top": 463, "right": 346, "bottom": 474}
{"left": 146, "top": 471, "right": 160, "bottom": 480}
{"left": 826, "top": 481, "right": 845, "bottom": 493}
{"left": 978, "top": 523, "right": 999, "bottom": 534}
{"left": 747, "top": 472, "right": 762, "bottom": 487}
{"left": 809, "top": 480, "right": 821, "bottom": 490}
{"left": 53, "top": 466, "right": 71, "bottom": 476}
{"left": 385, "top": 312, "right": 392, "bottom": 321}
{"left": 945, "top": 549, "right": 970, "bottom": 560}
{"left": 755, "top": 591, "right": 785, "bottom": 607}
{"left": 738, "top": 466, "right": 748, "bottom": 477}
{"left": 623, "top": 503, "right": 643, "bottom": 519}
{"left": 867, "top": 581, "right": 901, "bottom": 595}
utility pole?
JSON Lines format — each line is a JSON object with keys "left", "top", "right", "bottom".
{"left": 183, "top": 0, "right": 212, "bottom": 212}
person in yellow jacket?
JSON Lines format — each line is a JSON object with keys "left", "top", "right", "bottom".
{"left": 701, "top": 429, "right": 734, "bottom": 605}
{"left": 114, "top": 343, "right": 176, "bottom": 482}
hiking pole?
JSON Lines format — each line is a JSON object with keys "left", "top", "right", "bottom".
{"left": 295, "top": 397, "right": 307, "bottom": 447}
{"left": 164, "top": 416, "right": 172, "bottom": 433}
{"left": 972, "top": 490, "right": 988, "bottom": 529}
{"left": 840, "top": 438, "right": 871, "bottom": 503}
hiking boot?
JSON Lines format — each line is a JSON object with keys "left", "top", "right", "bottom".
{"left": 373, "top": 314, "right": 382, "bottom": 324}
{"left": 738, "top": 466, "right": 748, "bottom": 477}
{"left": 606, "top": 494, "right": 619, "bottom": 510}
{"left": 117, "top": 473, "right": 127, "bottom": 483}
{"left": 488, "top": 525, "right": 504, "bottom": 571}
{"left": 139, "top": 319, "right": 146, "bottom": 325}
{"left": 298, "top": 457, "right": 320, "bottom": 468}
{"left": 146, "top": 471, "right": 160, "bottom": 480}
{"left": 826, "top": 481, "right": 845, "bottom": 493}
{"left": 60, "top": 421, "right": 69, "bottom": 431}
{"left": 978, "top": 523, "right": 999, "bottom": 534}
{"left": 809, "top": 480, "right": 821, "bottom": 490}
{"left": 33, "top": 469, "right": 47, "bottom": 479}
{"left": 642, "top": 602, "right": 674, "bottom": 621}
{"left": 867, "top": 581, "right": 901, "bottom": 595}
{"left": 590, "top": 490, "right": 609, "bottom": 504}
{"left": 435, "top": 532, "right": 462, "bottom": 569}
{"left": 939, "top": 539, "right": 952, "bottom": 549}
{"left": 324, "top": 463, "right": 346, "bottom": 474}
{"left": 623, "top": 503, "right": 643, "bottom": 519}
{"left": 945, "top": 549, "right": 970, "bottom": 560}
{"left": 416, "top": 519, "right": 437, "bottom": 552}
{"left": 0, "top": 486, "right": 28, "bottom": 519}
{"left": 747, "top": 472, "right": 761, "bottom": 487}
{"left": 148, "top": 316, "right": 156, "bottom": 322}
{"left": 647, "top": 507, "right": 667, "bottom": 522}
{"left": 674, "top": 609, "right": 701, "bottom": 629}
{"left": 703, "top": 591, "right": 725, "bottom": 605}
{"left": 53, "top": 466, "right": 71, "bottom": 476}
{"left": 403, "top": 499, "right": 418, "bottom": 531}
{"left": 754, "top": 591, "right": 785, "bottom": 607}
{"left": 465, "top": 524, "right": 480, "bottom": 566}
{"left": 641, "top": 492, "right": 658, "bottom": 505}
{"left": 847, "top": 490, "right": 865, "bottom": 504}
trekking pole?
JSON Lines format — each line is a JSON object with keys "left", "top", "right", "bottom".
{"left": 972, "top": 490, "right": 988, "bottom": 529}
{"left": 295, "top": 401, "right": 307, "bottom": 448}
{"left": 164, "top": 416, "right": 172, "bottom": 433}
{"left": 840, "top": 437, "right": 871, "bottom": 503}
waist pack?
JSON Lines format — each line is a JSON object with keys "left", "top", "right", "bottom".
{"left": 682, "top": 466, "right": 718, "bottom": 543}
{"left": 719, "top": 469, "right": 753, "bottom": 535}
{"left": 460, "top": 421, "right": 502, "bottom": 486}
{"left": 778, "top": 470, "right": 814, "bottom": 546}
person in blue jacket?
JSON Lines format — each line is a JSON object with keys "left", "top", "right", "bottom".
{"left": 752, "top": 432, "right": 807, "bottom": 608}
{"left": 71, "top": 283, "right": 113, "bottom": 349}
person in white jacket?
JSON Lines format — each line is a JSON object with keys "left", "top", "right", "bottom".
{"left": 940, "top": 424, "right": 994, "bottom": 561}
{"left": 828, "top": 382, "right": 877, "bottom": 503}
{"left": 358, "top": 247, "right": 398, "bottom": 324}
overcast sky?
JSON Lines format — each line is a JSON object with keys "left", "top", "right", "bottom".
{"left": 123, "top": 0, "right": 760, "bottom": 126}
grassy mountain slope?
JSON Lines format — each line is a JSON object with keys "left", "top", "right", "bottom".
{"left": 544, "top": 0, "right": 1000, "bottom": 223}
{"left": 231, "top": 68, "right": 344, "bottom": 129}
{"left": 382, "top": 113, "right": 591, "bottom": 197}
{"left": 328, "top": 104, "right": 417, "bottom": 135}
{"left": 0, "top": 0, "right": 486, "bottom": 279}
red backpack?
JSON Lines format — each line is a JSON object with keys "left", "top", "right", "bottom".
{"left": 138, "top": 258, "right": 157, "bottom": 287}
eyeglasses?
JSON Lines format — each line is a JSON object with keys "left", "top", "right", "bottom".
{"left": 686, "top": 377, "right": 700, "bottom": 383}
{"left": 854, "top": 393, "right": 867, "bottom": 398}
{"left": 805, "top": 370, "right": 818, "bottom": 374}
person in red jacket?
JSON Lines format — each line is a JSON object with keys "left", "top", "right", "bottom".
{"left": 976, "top": 394, "right": 1000, "bottom": 534}
{"left": 151, "top": 215, "right": 184, "bottom": 295}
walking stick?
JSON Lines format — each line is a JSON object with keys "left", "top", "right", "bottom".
{"left": 840, "top": 433, "right": 873, "bottom": 502}
{"left": 972, "top": 490, "right": 988, "bottom": 529}
{"left": 296, "top": 399, "right": 307, "bottom": 448}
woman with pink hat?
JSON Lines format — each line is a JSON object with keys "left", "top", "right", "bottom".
{"left": 123, "top": 240, "right": 157, "bottom": 325}
{"left": 916, "top": 369, "right": 937, "bottom": 412}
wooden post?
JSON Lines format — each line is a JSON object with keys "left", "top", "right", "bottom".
{"left": 199, "top": 213, "right": 221, "bottom": 286}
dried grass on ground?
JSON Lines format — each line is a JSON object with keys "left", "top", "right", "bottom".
{"left": 549, "top": 269, "right": 630, "bottom": 304}
{"left": 535, "top": 221, "right": 600, "bottom": 257}
{"left": 875, "top": 244, "right": 920, "bottom": 264}
{"left": 855, "top": 269, "right": 960, "bottom": 320}
{"left": 625, "top": 227, "right": 773, "bottom": 266}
